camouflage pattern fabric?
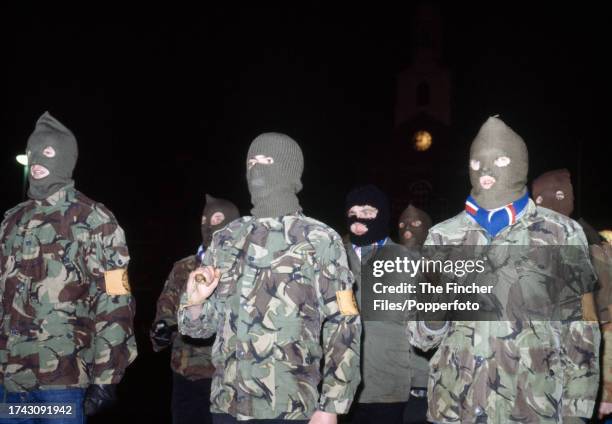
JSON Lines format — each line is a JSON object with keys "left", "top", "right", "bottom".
{"left": 178, "top": 213, "right": 362, "bottom": 421}
{"left": 151, "top": 254, "right": 215, "bottom": 380}
{"left": 407, "top": 200, "right": 600, "bottom": 423}
{"left": 603, "top": 326, "right": 612, "bottom": 404}
{"left": 592, "top": 243, "right": 612, "bottom": 403}
{"left": 0, "top": 183, "right": 137, "bottom": 392}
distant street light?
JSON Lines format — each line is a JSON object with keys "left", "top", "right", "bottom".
{"left": 16, "top": 154, "right": 28, "bottom": 200}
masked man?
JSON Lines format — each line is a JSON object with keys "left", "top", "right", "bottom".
{"left": 151, "top": 194, "right": 240, "bottom": 424}
{"left": 344, "top": 185, "right": 427, "bottom": 424}
{"left": 532, "top": 169, "right": 612, "bottom": 420}
{"left": 407, "top": 116, "right": 600, "bottom": 423}
{"left": 0, "top": 112, "right": 137, "bottom": 423}
{"left": 396, "top": 203, "right": 433, "bottom": 424}
{"left": 177, "top": 133, "right": 361, "bottom": 424}
{"left": 397, "top": 204, "right": 432, "bottom": 250}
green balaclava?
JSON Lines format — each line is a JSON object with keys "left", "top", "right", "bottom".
{"left": 201, "top": 194, "right": 240, "bottom": 248}
{"left": 469, "top": 116, "right": 528, "bottom": 209}
{"left": 26, "top": 112, "right": 78, "bottom": 200}
{"left": 398, "top": 204, "right": 432, "bottom": 248}
{"left": 531, "top": 169, "right": 574, "bottom": 217}
{"left": 246, "top": 133, "right": 303, "bottom": 218}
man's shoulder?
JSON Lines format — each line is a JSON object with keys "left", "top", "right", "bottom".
{"left": 73, "top": 191, "right": 120, "bottom": 226}
{"left": 2, "top": 200, "right": 33, "bottom": 221}
{"left": 429, "top": 211, "right": 467, "bottom": 237}
{"left": 209, "top": 216, "right": 254, "bottom": 247}
{"left": 529, "top": 206, "right": 586, "bottom": 240}
{"left": 533, "top": 205, "right": 578, "bottom": 227}
{"left": 288, "top": 215, "right": 343, "bottom": 245}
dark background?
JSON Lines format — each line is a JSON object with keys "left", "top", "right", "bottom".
{"left": 2, "top": 2, "right": 611, "bottom": 423}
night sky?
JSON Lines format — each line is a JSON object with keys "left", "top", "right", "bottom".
{"left": 2, "top": 3, "right": 611, "bottom": 421}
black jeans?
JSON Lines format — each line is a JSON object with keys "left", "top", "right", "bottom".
{"left": 348, "top": 402, "right": 408, "bottom": 424}
{"left": 403, "top": 394, "right": 429, "bottom": 424}
{"left": 212, "top": 413, "right": 308, "bottom": 424}
{"left": 172, "top": 372, "right": 213, "bottom": 424}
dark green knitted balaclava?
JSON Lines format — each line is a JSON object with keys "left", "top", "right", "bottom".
{"left": 201, "top": 194, "right": 240, "bottom": 248}
{"left": 246, "top": 133, "right": 303, "bottom": 218}
{"left": 531, "top": 169, "right": 574, "bottom": 217}
{"left": 469, "top": 116, "right": 528, "bottom": 209}
{"left": 26, "top": 112, "right": 78, "bottom": 200}
{"left": 398, "top": 204, "right": 432, "bottom": 248}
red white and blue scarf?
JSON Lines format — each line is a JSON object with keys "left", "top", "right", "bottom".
{"left": 465, "top": 192, "right": 530, "bottom": 237}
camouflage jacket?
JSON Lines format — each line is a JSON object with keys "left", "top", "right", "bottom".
{"left": 0, "top": 183, "right": 137, "bottom": 392}
{"left": 407, "top": 199, "right": 600, "bottom": 423}
{"left": 151, "top": 254, "right": 214, "bottom": 380}
{"left": 178, "top": 213, "right": 362, "bottom": 421}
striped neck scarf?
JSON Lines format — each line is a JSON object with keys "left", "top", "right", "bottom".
{"left": 465, "top": 192, "right": 530, "bottom": 237}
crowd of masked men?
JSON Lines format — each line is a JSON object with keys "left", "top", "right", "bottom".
{"left": 1, "top": 113, "right": 612, "bottom": 424}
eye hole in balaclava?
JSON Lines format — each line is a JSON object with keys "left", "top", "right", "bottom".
{"left": 469, "top": 117, "right": 528, "bottom": 209}
{"left": 246, "top": 133, "right": 303, "bottom": 218}
{"left": 247, "top": 155, "right": 274, "bottom": 171}
{"left": 398, "top": 204, "right": 432, "bottom": 249}
{"left": 26, "top": 112, "right": 78, "bottom": 200}
{"left": 201, "top": 194, "right": 240, "bottom": 248}
{"left": 531, "top": 169, "right": 574, "bottom": 217}
{"left": 43, "top": 146, "right": 56, "bottom": 158}
{"left": 345, "top": 185, "right": 389, "bottom": 247}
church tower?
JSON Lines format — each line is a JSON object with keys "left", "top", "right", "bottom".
{"left": 370, "top": 1, "right": 454, "bottom": 222}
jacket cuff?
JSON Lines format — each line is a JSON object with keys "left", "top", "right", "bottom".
{"left": 318, "top": 396, "right": 351, "bottom": 414}
{"left": 561, "top": 398, "right": 595, "bottom": 418}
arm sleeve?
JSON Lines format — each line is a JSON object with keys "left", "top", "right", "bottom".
{"left": 151, "top": 262, "right": 183, "bottom": 351}
{"left": 84, "top": 205, "right": 137, "bottom": 385}
{"left": 560, "top": 225, "right": 601, "bottom": 418}
{"left": 407, "top": 230, "right": 450, "bottom": 351}
{"left": 602, "top": 324, "right": 612, "bottom": 403}
{"left": 177, "top": 245, "right": 220, "bottom": 339}
{"left": 316, "top": 234, "right": 362, "bottom": 414}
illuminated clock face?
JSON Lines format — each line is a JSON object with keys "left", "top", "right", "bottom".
{"left": 413, "top": 130, "right": 432, "bottom": 151}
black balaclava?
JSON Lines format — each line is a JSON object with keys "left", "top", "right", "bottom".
{"left": 345, "top": 184, "right": 390, "bottom": 246}
{"left": 201, "top": 194, "right": 240, "bottom": 248}
{"left": 26, "top": 112, "right": 78, "bottom": 200}
{"left": 469, "top": 116, "right": 528, "bottom": 209}
{"left": 531, "top": 169, "right": 574, "bottom": 217}
{"left": 246, "top": 133, "right": 303, "bottom": 218}
{"left": 398, "top": 204, "right": 432, "bottom": 248}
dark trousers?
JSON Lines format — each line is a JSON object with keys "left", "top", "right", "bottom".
{"left": 212, "top": 413, "right": 308, "bottom": 424}
{"left": 348, "top": 402, "right": 407, "bottom": 424}
{"left": 403, "top": 395, "right": 429, "bottom": 424}
{"left": 172, "top": 372, "right": 212, "bottom": 424}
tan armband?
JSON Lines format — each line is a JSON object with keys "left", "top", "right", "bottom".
{"left": 104, "top": 268, "right": 131, "bottom": 295}
{"left": 336, "top": 290, "right": 359, "bottom": 316}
